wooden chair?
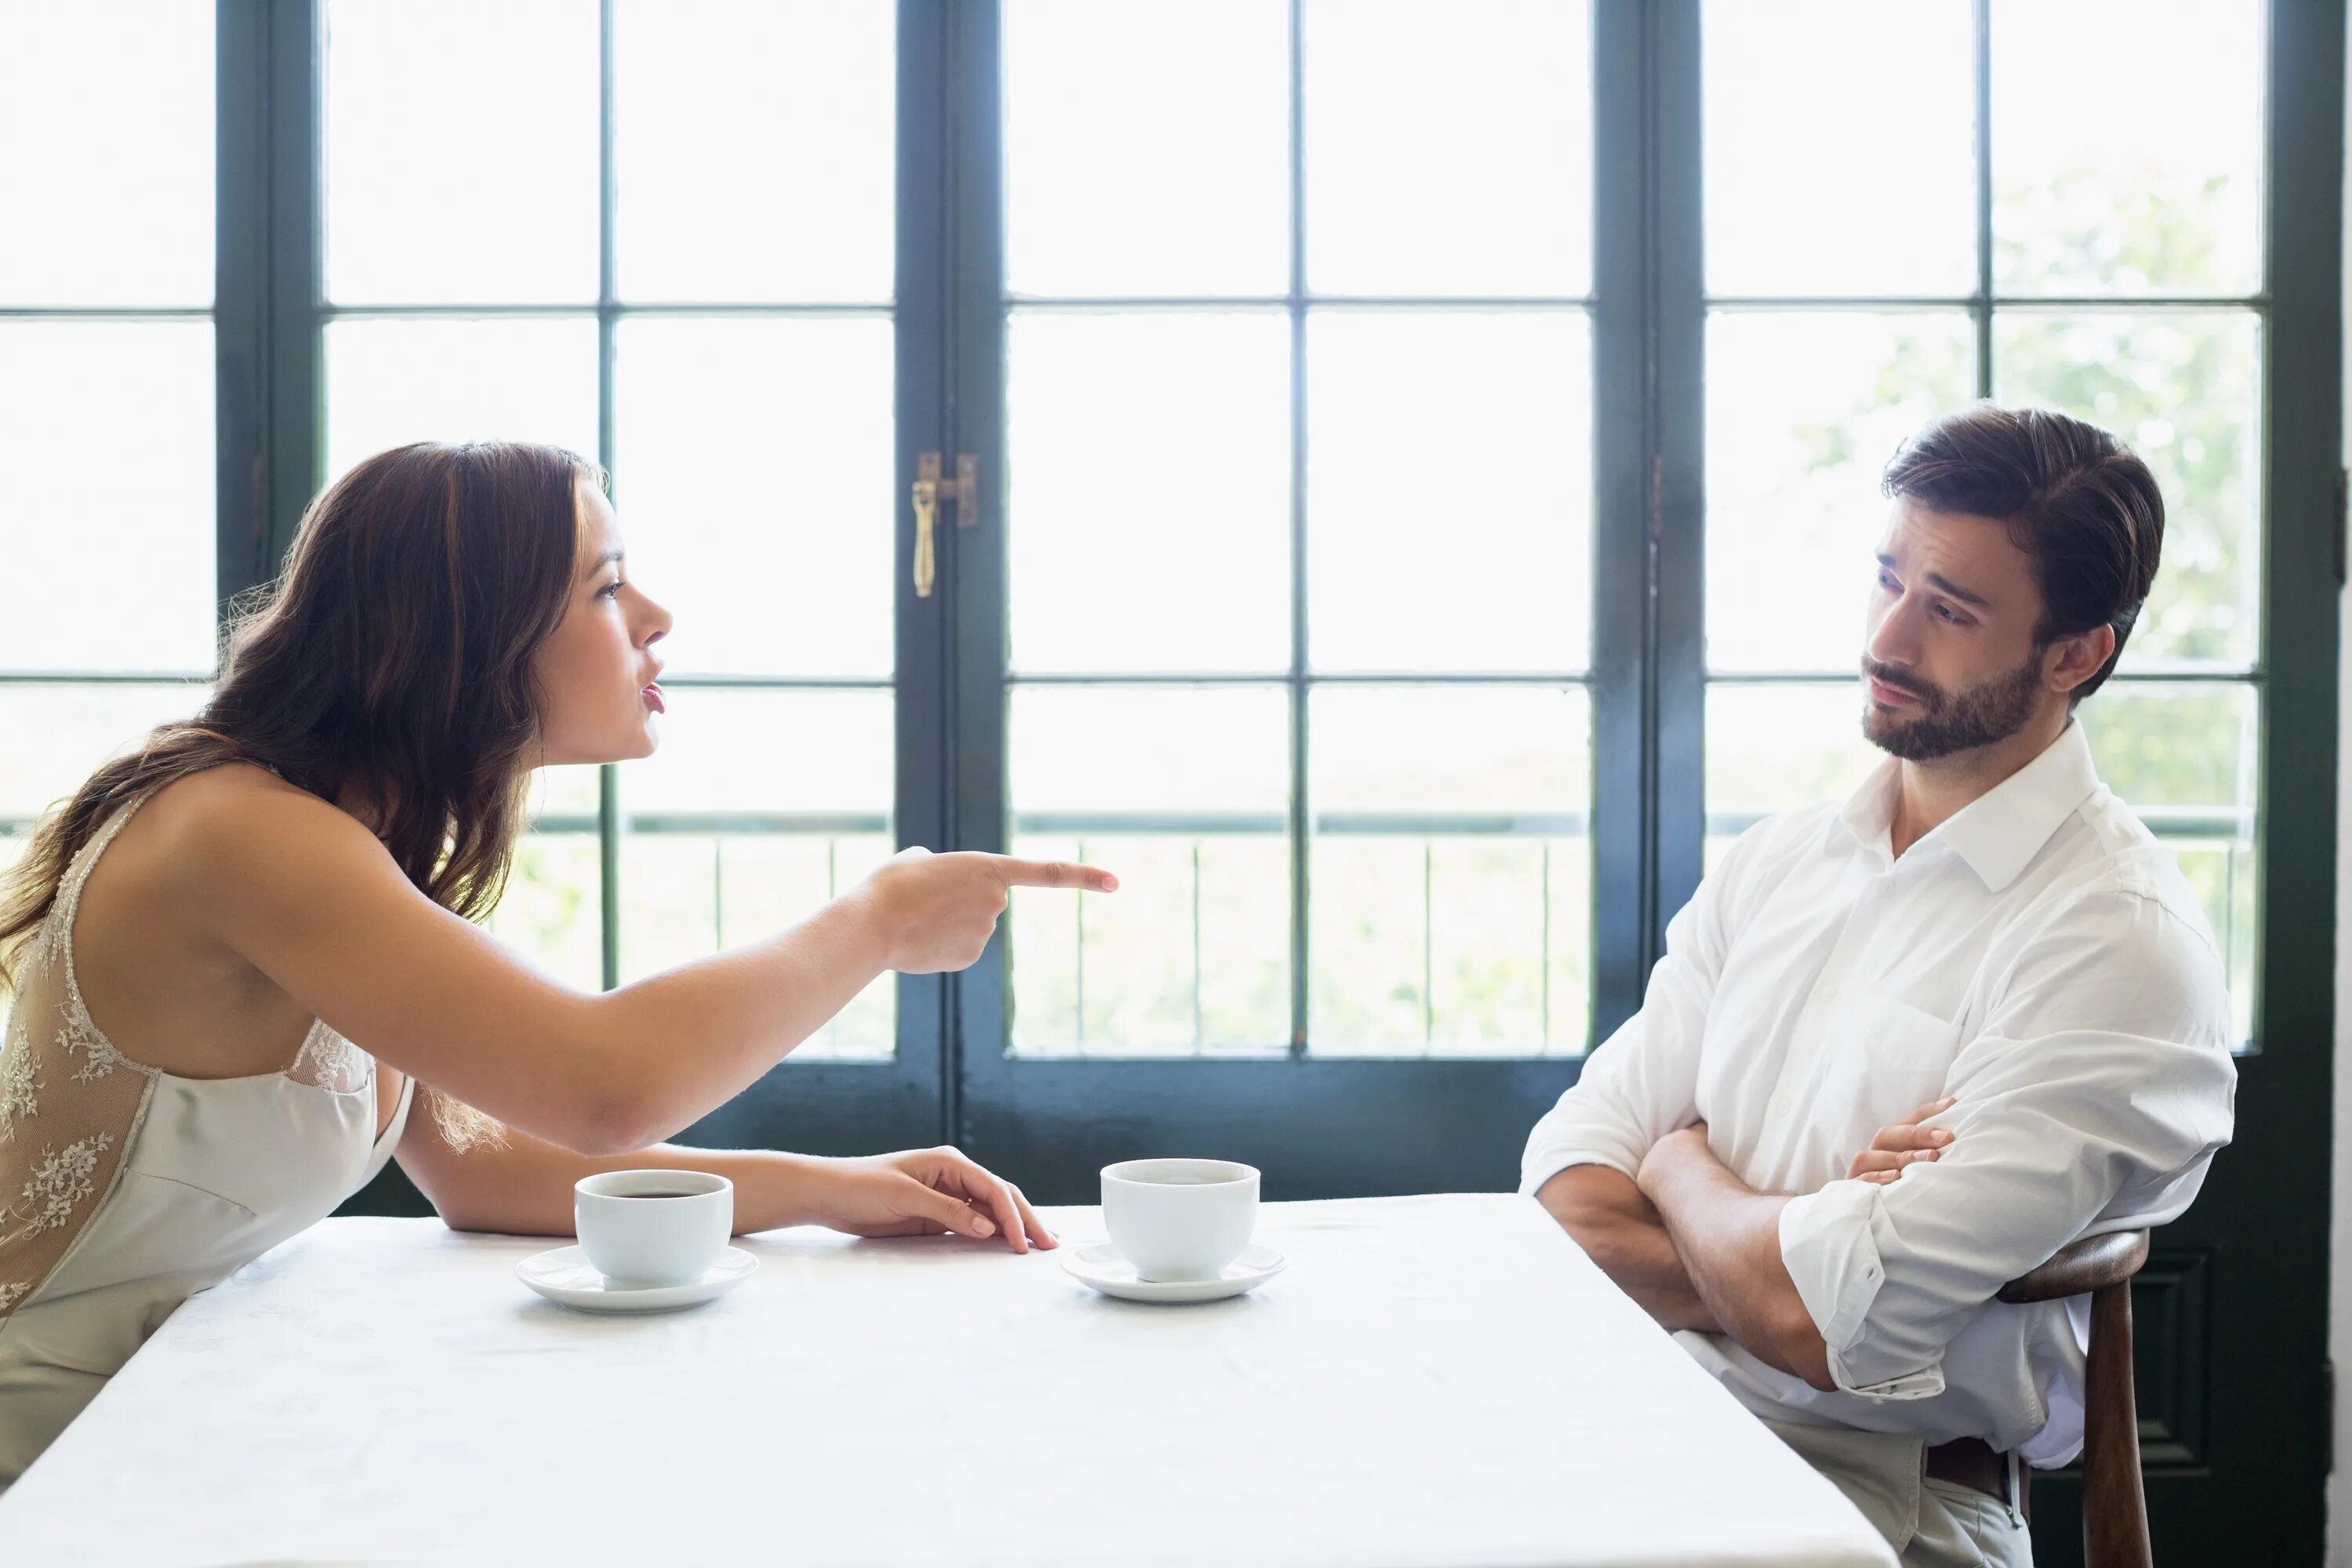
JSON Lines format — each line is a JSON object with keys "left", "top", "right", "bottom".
{"left": 1997, "top": 1229, "right": 2153, "bottom": 1568}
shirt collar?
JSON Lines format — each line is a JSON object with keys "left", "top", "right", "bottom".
{"left": 1829, "top": 720, "right": 2103, "bottom": 892}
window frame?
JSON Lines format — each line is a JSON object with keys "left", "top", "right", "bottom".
{"left": 6, "top": 0, "right": 2331, "bottom": 1208}
{"left": 227, "top": 0, "right": 953, "bottom": 1158}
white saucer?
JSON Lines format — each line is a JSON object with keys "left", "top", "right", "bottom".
{"left": 1061, "top": 1240, "right": 1286, "bottom": 1304}
{"left": 517, "top": 1244, "right": 758, "bottom": 1313}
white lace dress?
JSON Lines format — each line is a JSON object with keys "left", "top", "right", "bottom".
{"left": 0, "top": 791, "right": 414, "bottom": 1490}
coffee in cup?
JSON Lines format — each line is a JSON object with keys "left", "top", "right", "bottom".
{"left": 1101, "top": 1158, "right": 1259, "bottom": 1282}
{"left": 574, "top": 1169, "right": 732, "bottom": 1287}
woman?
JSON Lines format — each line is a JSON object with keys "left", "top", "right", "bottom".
{"left": 0, "top": 441, "right": 1112, "bottom": 1488}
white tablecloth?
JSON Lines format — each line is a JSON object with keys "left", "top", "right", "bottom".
{"left": 0, "top": 1194, "right": 1893, "bottom": 1567}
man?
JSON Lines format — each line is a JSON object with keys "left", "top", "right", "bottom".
{"left": 1523, "top": 405, "right": 2236, "bottom": 1566}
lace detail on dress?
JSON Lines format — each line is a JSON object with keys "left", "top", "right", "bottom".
{"left": 0, "top": 1009, "right": 38, "bottom": 1143}
{"left": 0, "top": 796, "right": 160, "bottom": 1323}
{"left": 287, "top": 1022, "right": 372, "bottom": 1095}
{"left": 10, "top": 1134, "right": 114, "bottom": 1236}
{"left": 21, "top": 908, "right": 60, "bottom": 978}
{"left": 0, "top": 782, "right": 379, "bottom": 1331}
{"left": 51, "top": 804, "right": 156, "bottom": 1091}
{"left": 56, "top": 1005, "right": 132, "bottom": 1086}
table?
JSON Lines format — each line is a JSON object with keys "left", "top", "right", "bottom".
{"left": 0, "top": 1195, "right": 1893, "bottom": 1566}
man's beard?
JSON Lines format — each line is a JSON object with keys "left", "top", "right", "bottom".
{"left": 1860, "top": 650, "right": 2045, "bottom": 761}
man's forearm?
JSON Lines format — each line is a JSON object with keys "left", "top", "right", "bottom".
{"left": 1637, "top": 1132, "right": 1834, "bottom": 1390}
{"left": 1534, "top": 1165, "right": 1722, "bottom": 1334}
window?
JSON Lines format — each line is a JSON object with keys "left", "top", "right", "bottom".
{"left": 317, "top": 0, "right": 899, "bottom": 1055}
{"left": 1700, "top": 0, "right": 2263, "bottom": 1042}
{"left": 1000, "top": 1, "right": 1595, "bottom": 1059}
{"left": 3, "top": 4, "right": 2332, "bottom": 1544}
{"left": 0, "top": 1, "right": 2329, "bottom": 1193}
{"left": 0, "top": 2, "right": 216, "bottom": 879}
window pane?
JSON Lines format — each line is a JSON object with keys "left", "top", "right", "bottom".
{"left": 1991, "top": 0, "right": 2261, "bottom": 296}
{"left": 615, "top": 317, "right": 894, "bottom": 679}
{"left": 1007, "top": 312, "right": 1290, "bottom": 675}
{"left": 1308, "top": 310, "right": 1592, "bottom": 673}
{"left": 1703, "top": 1, "right": 1974, "bottom": 297}
{"left": 618, "top": 688, "right": 895, "bottom": 1058}
{"left": 484, "top": 833, "right": 604, "bottom": 994}
{"left": 485, "top": 764, "right": 606, "bottom": 994}
{"left": 612, "top": 1, "right": 893, "bottom": 304}
{"left": 2076, "top": 681, "right": 2257, "bottom": 1047}
{"left": 1992, "top": 311, "right": 2259, "bottom": 670}
{"left": 1310, "top": 684, "right": 1589, "bottom": 1058}
{"left": 324, "top": 318, "right": 601, "bottom": 483}
{"left": 1303, "top": 0, "right": 1590, "bottom": 297}
{"left": 1004, "top": 0, "right": 1288, "bottom": 298}
{"left": 1008, "top": 686, "right": 1290, "bottom": 1056}
{"left": 1703, "top": 679, "right": 2256, "bottom": 1047}
{"left": 1704, "top": 682, "right": 1879, "bottom": 868}
{"left": 0, "top": 684, "right": 209, "bottom": 823}
{"left": 324, "top": 0, "right": 599, "bottom": 305}
{"left": 1705, "top": 311, "right": 1974, "bottom": 673}
{"left": 0, "top": 322, "right": 216, "bottom": 671}
{"left": 0, "top": 1, "right": 212, "bottom": 307}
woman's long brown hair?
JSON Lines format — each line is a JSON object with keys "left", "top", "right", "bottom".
{"left": 0, "top": 441, "right": 602, "bottom": 1134}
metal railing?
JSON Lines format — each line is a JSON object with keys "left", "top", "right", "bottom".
{"left": 1, "top": 802, "right": 2255, "bottom": 1060}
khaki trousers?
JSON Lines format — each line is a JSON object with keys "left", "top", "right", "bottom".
{"left": 1762, "top": 1418, "right": 2035, "bottom": 1568}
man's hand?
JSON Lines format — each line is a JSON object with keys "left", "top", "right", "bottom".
{"left": 1845, "top": 1097, "right": 1956, "bottom": 1185}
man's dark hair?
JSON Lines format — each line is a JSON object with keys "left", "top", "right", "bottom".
{"left": 1880, "top": 403, "right": 2165, "bottom": 704}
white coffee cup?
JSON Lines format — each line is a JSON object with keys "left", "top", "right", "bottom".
{"left": 574, "top": 1169, "right": 733, "bottom": 1288}
{"left": 1101, "top": 1158, "right": 1259, "bottom": 1282}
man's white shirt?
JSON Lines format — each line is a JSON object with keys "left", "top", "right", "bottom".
{"left": 1519, "top": 719, "right": 2235, "bottom": 1465}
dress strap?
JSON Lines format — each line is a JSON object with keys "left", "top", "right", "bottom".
{"left": 56, "top": 794, "right": 151, "bottom": 917}
{"left": 41, "top": 793, "right": 164, "bottom": 1088}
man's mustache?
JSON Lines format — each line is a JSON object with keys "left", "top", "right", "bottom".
{"left": 1860, "top": 659, "right": 1937, "bottom": 706}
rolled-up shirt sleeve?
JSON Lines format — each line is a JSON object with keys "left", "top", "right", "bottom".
{"left": 1519, "top": 825, "right": 1759, "bottom": 1195}
{"left": 1777, "top": 887, "right": 2238, "bottom": 1400}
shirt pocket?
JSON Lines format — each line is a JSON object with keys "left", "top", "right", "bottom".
{"left": 1842, "top": 997, "right": 1965, "bottom": 1132}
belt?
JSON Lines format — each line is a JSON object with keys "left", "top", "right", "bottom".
{"left": 1923, "top": 1436, "right": 2016, "bottom": 1509}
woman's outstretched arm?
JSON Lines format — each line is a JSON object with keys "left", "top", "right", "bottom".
{"left": 180, "top": 764, "right": 1108, "bottom": 1155}
{"left": 395, "top": 1102, "right": 1055, "bottom": 1251}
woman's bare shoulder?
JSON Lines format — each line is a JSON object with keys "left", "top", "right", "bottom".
{"left": 132, "top": 762, "right": 387, "bottom": 878}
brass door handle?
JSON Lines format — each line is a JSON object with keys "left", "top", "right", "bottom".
{"left": 912, "top": 452, "right": 978, "bottom": 600}
{"left": 911, "top": 473, "right": 938, "bottom": 598}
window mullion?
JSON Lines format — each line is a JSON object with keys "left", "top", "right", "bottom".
{"left": 945, "top": 0, "right": 1010, "bottom": 1145}
{"left": 264, "top": 0, "right": 323, "bottom": 572}
{"left": 597, "top": 0, "right": 621, "bottom": 990}
{"left": 1287, "top": 0, "right": 1309, "bottom": 1057}
{"left": 1592, "top": 1, "right": 1704, "bottom": 1037}
{"left": 1649, "top": 0, "right": 1707, "bottom": 974}
{"left": 1972, "top": 0, "right": 1994, "bottom": 397}
{"left": 1588, "top": 2, "right": 1646, "bottom": 1040}
{"left": 215, "top": 0, "right": 272, "bottom": 625}
{"left": 2257, "top": 2, "right": 2343, "bottom": 1054}
{"left": 896, "top": 0, "right": 959, "bottom": 1140}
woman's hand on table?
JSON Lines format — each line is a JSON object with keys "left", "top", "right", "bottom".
{"left": 800, "top": 1146, "right": 1056, "bottom": 1253}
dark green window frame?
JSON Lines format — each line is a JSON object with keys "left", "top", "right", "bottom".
{"left": 3, "top": 0, "right": 2333, "bottom": 1204}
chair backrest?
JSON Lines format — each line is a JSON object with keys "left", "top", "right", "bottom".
{"left": 1998, "top": 1229, "right": 2154, "bottom": 1568}
{"left": 1998, "top": 1229, "right": 2149, "bottom": 1305}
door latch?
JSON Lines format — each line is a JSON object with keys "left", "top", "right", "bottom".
{"left": 912, "top": 452, "right": 978, "bottom": 599}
